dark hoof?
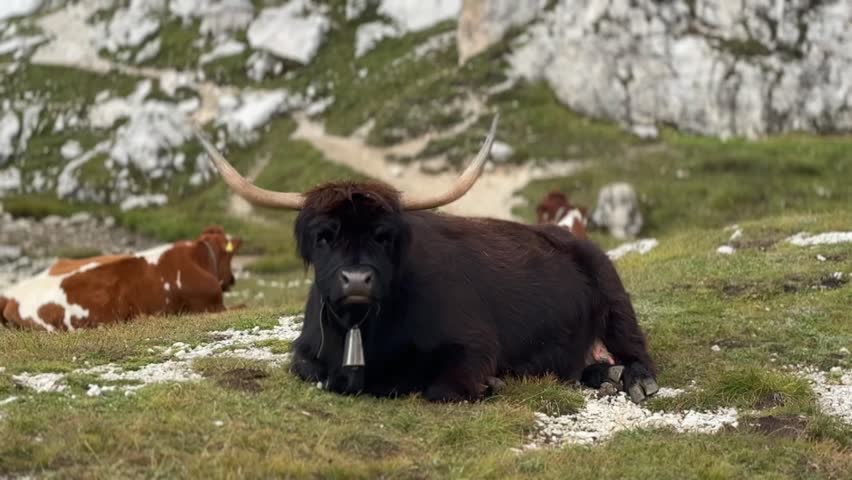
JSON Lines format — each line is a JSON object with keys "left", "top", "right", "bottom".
{"left": 623, "top": 361, "right": 658, "bottom": 404}
{"left": 641, "top": 378, "right": 660, "bottom": 397}
{"left": 483, "top": 376, "right": 506, "bottom": 396}
{"left": 606, "top": 365, "right": 624, "bottom": 384}
{"left": 628, "top": 383, "right": 646, "bottom": 403}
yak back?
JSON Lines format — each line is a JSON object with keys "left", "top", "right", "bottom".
{"left": 379, "top": 210, "right": 616, "bottom": 378}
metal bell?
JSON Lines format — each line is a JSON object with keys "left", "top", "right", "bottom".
{"left": 342, "top": 326, "right": 365, "bottom": 367}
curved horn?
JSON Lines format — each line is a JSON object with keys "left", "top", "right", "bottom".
{"left": 400, "top": 114, "right": 499, "bottom": 211}
{"left": 194, "top": 128, "right": 305, "bottom": 210}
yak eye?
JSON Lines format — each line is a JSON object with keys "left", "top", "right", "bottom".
{"left": 374, "top": 229, "right": 393, "bottom": 247}
{"left": 315, "top": 229, "right": 335, "bottom": 247}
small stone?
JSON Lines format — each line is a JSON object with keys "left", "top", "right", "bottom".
{"left": 840, "top": 348, "right": 850, "bottom": 356}
{"left": 817, "top": 254, "right": 827, "bottom": 262}
{"left": 711, "top": 345, "right": 721, "bottom": 352}
{"left": 717, "top": 245, "right": 735, "bottom": 255}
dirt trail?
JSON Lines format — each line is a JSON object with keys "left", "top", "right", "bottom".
{"left": 292, "top": 115, "right": 583, "bottom": 220}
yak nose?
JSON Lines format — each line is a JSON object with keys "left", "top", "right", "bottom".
{"left": 340, "top": 267, "right": 373, "bottom": 303}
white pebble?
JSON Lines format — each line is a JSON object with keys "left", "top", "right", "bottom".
{"left": 711, "top": 345, "right": 721, "bottom": 352}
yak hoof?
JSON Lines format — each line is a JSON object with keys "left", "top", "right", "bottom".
{"left": 628, "top": 383, "right": 646, "bottom": 403}
{"left": 483, "top": 376, "right": 506, "bottom": 396}
{"left": 606, "top": 365, "right": 624, "bottom": 384}
{"left": 641, "top": 378, "right": 660, "bottom": 397}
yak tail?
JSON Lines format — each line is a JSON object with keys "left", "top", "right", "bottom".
{"left": 537, "top": 226, "right": 657, "bottom": 374}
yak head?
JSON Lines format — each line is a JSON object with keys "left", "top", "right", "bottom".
{"left": 194, "top": 115, "right": 498, "bottom": 322}
{"left": 294, "top": 182, "right": 410, "bottom": 314}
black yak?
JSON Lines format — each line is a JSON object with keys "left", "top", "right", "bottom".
{"left": 196, "top": 117, "right": 658, "bottom": 403}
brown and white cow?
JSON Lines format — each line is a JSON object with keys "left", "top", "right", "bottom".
{"left": 0, "top": 226, "right": 242, "bottom": 331}
{"left": 536, "top": 191, "right": 589, "bottom": 239}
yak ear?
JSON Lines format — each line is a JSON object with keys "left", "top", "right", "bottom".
{"left": 294, "top": 210, "right": 315, "bottom": 267}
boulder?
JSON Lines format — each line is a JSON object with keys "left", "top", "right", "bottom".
{"left": 591, "top": 182, "right": 643, "bottom": 239}
{"left": 457, "top": 0, "right": 546, "bottom": 65}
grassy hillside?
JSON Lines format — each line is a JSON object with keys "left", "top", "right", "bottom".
{"left": 2, "top": 212, "right": 851, "bottom": 478}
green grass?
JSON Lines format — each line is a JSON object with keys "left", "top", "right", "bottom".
{"left": 516, "top": 96, "right": 852, "bottom": 238}
{"left": 1, "top": 212, "right": 850, "bottom": 478}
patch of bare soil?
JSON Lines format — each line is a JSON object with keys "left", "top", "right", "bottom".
{"left": 215, "top": 368, "right": 269, "bottom": 393}
{"left": 746, "top": 415, "right": 808, "bottom": 438}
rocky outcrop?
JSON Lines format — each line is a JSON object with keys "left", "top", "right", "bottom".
{"left": 247, "top": 1, "right": 330, "bottom": 64}
{"left": 509, "top": 0, "right": 852, "bottom": 139}
{"left": 456, "top": 0, "right": 546, "bottom": 65}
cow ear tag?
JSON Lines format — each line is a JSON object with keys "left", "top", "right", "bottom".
{"left": 343, "top": 326, "right": 365, "bottom": 368}
{"left": 225, "top": 241, "right": 234, "bottom": 253}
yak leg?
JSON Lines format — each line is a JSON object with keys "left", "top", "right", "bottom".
{"left": 424, "top": 345, "right": 496, "bottom": 402}
{"left": 290, "top": 348, "right": 328, "bottom": 384}
{"left": 599, "top": 301, "right": 658, "bottom": 403}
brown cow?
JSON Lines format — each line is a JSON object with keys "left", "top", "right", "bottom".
{"left": 536, "top": 191, "right": 589, "bottom": 239}
{"left": 0, "top": 226, "right": 241, "bottom": 331}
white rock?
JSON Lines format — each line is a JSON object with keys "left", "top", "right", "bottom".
{"left": 171, "top": 0, "right": 255, "bottom": 37}
{"left": 0, "top": 0, "right": 43, "bottom": 22}
{"left": 218, "top": 89, "right": 291, "bottom": 137}
{"left": 355, "top": 21, "right": 399, "bottom": 57}
{"left": 200, "top": 39, "right": 245, "bottom": 64}
{"left": 490, "top": 140, "right": 513, "bottom": 162}
{"left": 86, "top": 384, "right": 117, "bottom": 397}
{"left": 134, "top": 37, "right": 161, "bottom": 64}
{"left": 345, "top": 0, "right": 369, "bottom": 20}
{"left": 60, "top": 140, "right": 83, "bottom": 160}
{"left": 55, "top": 141, "right": 110, "bottom": 199}
{"left": 717, "top": 245, "right": 735, "bottom": 255}
{"left": 0, "top": 34, "right": 47, "bottom": 57}
{"left": 378, "top": 0, "right": 461, "bottom": 33}
{"left": 526, "top": 391, "right": 738, "bottom": 447}
{"left": 606, "top": 238, "right": 658, "bottom": 261}
{"left": 15, "top": 103, "right": 41, "bottom": 153}
{"left": 92, "top": 0, "right": 161, "bottom": 53}
{"left": 0, "top": 110, "right": 20, "bottom": 164}
{"left": 787, "top": 232, "right": 852, "bottom": 246}
{"left": 457, "top": 0, "right": 546, "bottom": 64}
{"left": 120, "top": 194, "right": 168, "bottom": 211}
{"left": 12, "top": 372, "right": 67, "bottom": 393}
{"left": 592, "top": 182, "right": 643, "bottom": 239}
{"left": 711, "top": 344, "right": 721, "bottom": 352}
{"left": 0, "top": 167, "right": 21, "bottom": 194}
{"left": 247, "top": 1, "right": 330, "bottom": 64}
{"left": 802, "top": 367, "right": 852, "bottom": 426}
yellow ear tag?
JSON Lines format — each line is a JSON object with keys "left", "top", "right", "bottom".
{"left": 225, "top": 241, "right": 234, "bottom": 253}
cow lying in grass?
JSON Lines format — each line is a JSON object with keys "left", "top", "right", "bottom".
{"left": 197, "top": 116, "right": 658, "bottom": 403}
{"left": 0, "top": 226, "right": 241, "bottom": 331}
{"left": 536, "top": 191, "right": 590, "bottom": 239}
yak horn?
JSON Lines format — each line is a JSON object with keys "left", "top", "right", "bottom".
{"left": 400, "top": 114, "right": 499, "bottom": 211}
{"left": 194, "top": 129, "right": 305, "bottom": 210}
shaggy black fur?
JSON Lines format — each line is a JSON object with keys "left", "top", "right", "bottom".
{"left": 288, "top": 182, "right": 656, "bottom": 402}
